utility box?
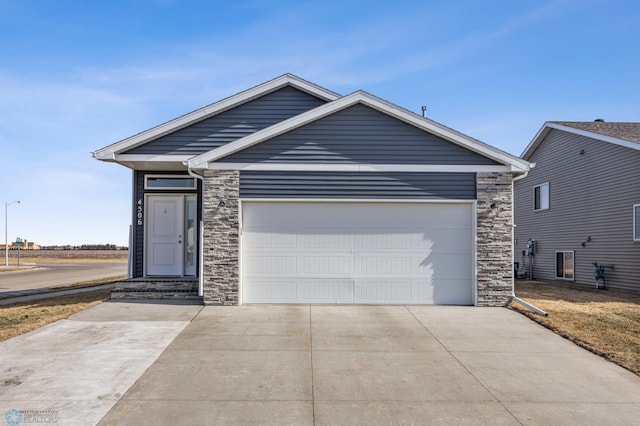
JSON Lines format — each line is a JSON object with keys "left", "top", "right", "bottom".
{"left": 526, "top": 239, "right": 536, "bottom": 256}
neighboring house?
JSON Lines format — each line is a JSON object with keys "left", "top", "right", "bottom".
{"left": 93, "top": 74, "right": 530, "bottom": 306}
{"left": 514, "top": 121, "right": 640, "bottom": 293}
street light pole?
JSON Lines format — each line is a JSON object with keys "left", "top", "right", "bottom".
{"left": 5, "top": 200, "right": 20, "bottom": 267}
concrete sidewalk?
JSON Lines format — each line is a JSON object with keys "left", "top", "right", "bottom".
{"left": 1, "top": 303, "right": 639, "bottom": 425}
{"left": 0, "top": 301, "right": 202, "bottom": 426}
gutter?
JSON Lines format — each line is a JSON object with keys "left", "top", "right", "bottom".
{"left": 510, "top": 168, "right": 547, "bottom": 316}
{"left": 510, "top": 295, "right": 547, "bottom": 316}
{"left": 187, "top": 164, "right": 206, "bottom": 297}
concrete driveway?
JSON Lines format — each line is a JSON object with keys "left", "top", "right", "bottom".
{"left": 1, "top": 303, "right": 639, "bottom": 425}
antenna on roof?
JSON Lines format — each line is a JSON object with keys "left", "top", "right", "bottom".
{"left": 421, "top": 106, "right": 427, "bottom": 118}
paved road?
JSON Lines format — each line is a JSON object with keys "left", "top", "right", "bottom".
{"left": 0, "top": 262, "right": 127, "bottom": 293}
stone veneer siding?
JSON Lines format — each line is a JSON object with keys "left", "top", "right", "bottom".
{"left": 201, "top": 170, "right": 514, "bottom": 306}
{"left": 476, "top": 172, "right": 514, "bottom": 306}
{"left": 202, "top": 170, "right": 240, "bottom": 305}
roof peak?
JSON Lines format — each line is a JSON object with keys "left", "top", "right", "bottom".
{"left": 550, "top": 121, "right": 640, "bottom": 144}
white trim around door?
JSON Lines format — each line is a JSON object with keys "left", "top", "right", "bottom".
{"left": 145, "top": 194, "right": 197, "bottom": 277}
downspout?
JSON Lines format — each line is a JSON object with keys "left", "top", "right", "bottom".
{"left": 187, "top": 163, "right": 205, "bottom": 297}
{"left": 511, "top": 169, "right": 547, "bottom": 316}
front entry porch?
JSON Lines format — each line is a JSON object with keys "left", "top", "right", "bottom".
{"left": 111, "top": 278, "right": 202, "bottom": 302}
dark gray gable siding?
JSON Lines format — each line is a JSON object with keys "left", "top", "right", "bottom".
{"left": 222, "top": 104, "right": 499, "bottom": 165}
{"left": 240, "top": 171, "right": 476, "bottom": 200}
{"left": 514, "top": 129, "right": 640, "bottom": 293}
{"left": 124, "top": 86, "right": 327, "bottom": 155}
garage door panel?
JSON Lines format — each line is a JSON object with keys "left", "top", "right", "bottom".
{"left": 431, "top": 279, "right": 473, "bottom": 305}
{"left": 302, "top": 233, "right": 353, "bottom": 249}
{"left": 244, "top": 255, "right": 298, "bottom": 275}
{"left": 417, "top": 204, "right": 472, "bottom": 224}
{"left": 303, "top": 255, "right": 352, "bottom": 274}
{"left": 418, "top": 229, "right": 472, "bottom": 253}
{"left": 356, "top": 256, "right": 414, "bottom": 275}
{"left": 243, "top": 232, "right": 297, "bottom": 249}
{"left": 354, "top": 279, "right": 415, "bottom": 303}
{"left": 421, "top": 254, "right": 473, "bottom": 280}
{"left": 242, "top": 202, "right": 473, "bottom": 305}
{"left": 354, "top": 232, "right": 414, "bottom": 249}
{"left": 302, "top": 279, "right": 354, "bottom": 303}
{"left": 244, "top": 279, "right": 299, "bottom": 302}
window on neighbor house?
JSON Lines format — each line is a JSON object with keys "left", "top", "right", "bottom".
{"left": 634, "top": 204, "right": 640, "bottom": 241}
{"left": 556, "top": 251, "right": 574, "bottom": 280}
{"left": 534, "top": 183, "right": 549, "bottom": 211}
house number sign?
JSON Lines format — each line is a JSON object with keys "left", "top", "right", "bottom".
{"left": 137, "top": 199, "right": 143, "bottom": 226}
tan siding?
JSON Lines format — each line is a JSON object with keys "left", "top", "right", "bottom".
{"left": 515, "top": 129, "right": 640, "bottom": 292}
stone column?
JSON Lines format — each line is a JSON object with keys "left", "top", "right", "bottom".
{"left": 476, "top": 172, "right": 513, "bottom": 306}
{"left": 202, "top": 170, "right": 239, "bottom": 305}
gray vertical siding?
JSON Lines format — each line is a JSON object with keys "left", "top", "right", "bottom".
{"left": 222, "top": 104, "right": 500, "bottom": 165}
{"left": 239, "top": 171, "right": 476, "bottom": 199}
{"left": 132, "top": 171, "right": 144, "bottom": 278}
{"left": 124, "top": 86, "right": 327, "bottom": 155}
{"left": 514, "top": 129, "right": 640, "bottom": 292}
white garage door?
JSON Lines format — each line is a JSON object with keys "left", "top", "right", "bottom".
{"left": 241, "top": 202, "right": 474, "bottom": 305}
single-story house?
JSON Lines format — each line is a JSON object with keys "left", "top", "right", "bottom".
{"left": 514, "top": 120, "right": 640, "bottom": 293}
{"left": 93, "top": 74, "right": 531, "bottom": 306}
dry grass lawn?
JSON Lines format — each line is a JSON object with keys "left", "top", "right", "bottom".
{"left": 511, "top": 280, "right": 640, "bottom": 376}
{"left": 0, "top": 289, "right": 111, "bottom": 342}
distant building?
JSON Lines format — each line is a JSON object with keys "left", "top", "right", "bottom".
{"left": 0, "top": 239, "right": 41, "bottom": 250}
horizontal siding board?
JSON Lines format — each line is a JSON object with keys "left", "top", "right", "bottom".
{"left": 223, "top": 104, "right": 499, "bottom": 165}
{"left": 514, "top": 129, "right": 640, "bottom": 293}
{"left": 240, "top": 171, "right": 476, "bottom": 200}
{"left": 124, "top": 87, "right": 326, "bottom": 155}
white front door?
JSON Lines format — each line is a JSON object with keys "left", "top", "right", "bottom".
{"left": 146, "top": 195, "right": 184, "bottom": 276}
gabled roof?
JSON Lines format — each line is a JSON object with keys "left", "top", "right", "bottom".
{"left": 522, "top": 121, "right": 640, "bottom": 160}
{"left": 92, "top": 74, "right": 340, "bottom": 161}
{"left": 187, "top": 90, "right": 530, "bottom": 173}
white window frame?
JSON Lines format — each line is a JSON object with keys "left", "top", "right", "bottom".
{"left": 634, "top": 204, "right": 640, "bottom": 242}
{"left": 555, "top": 250, "right": 575, "bottom": 281}
{"left": 534, "top": 182, "right": 550, "bottom": 211}
{"left": 144, "top": 174, "right": 197, "bottom": 190}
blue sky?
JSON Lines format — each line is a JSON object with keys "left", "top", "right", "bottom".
{"left": 0, "top": 0, "right": 638, "bottom": 246}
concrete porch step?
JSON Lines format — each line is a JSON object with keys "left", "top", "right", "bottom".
{"left": 111, "top": 279, "right": 202, "bottom": 301}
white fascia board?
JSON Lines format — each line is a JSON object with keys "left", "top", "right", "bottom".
{"left": 116, "top": 154, "right": 194, "bottom": 163}
{"left": 358, "top": 94, "right": 531, "bottom": 172}
{"left": 522, "top": 122, "right": 640, "bottom": 160}
{"left": 190, "top": 90, "right": 530, "bottom": 173}
{"left": 207, "top": 162, "right": 512, "bottom": 173}
{"left": 188, "top": 94, "right": 362, "bottom": 169}
{"left": 93, "top": 74, "right": 341, "bottom": 159}
{"left": 520, "top": 122, "right": 552, "bottom": 159}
